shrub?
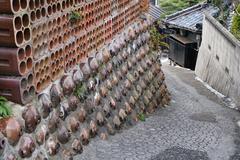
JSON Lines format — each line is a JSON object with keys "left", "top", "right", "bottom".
{"left": 149, "top": 26, "right": 169, "bottom": 52}
{"left": 231, "top": 4, "right": 240, "bottom": 40}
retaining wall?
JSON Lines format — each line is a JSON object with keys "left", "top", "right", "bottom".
{"left": 0, "top": 23, "right": 171, "bottom": 159}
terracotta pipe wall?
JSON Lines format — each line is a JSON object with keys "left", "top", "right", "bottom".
{"left": 33, "top": 56, "right": 50, "bottom": 93}
{"left": 0, "top": 0, "right": 144, "bottom": 104}
{"left": 51, "top": 48, "right": 64, "bottom": 81}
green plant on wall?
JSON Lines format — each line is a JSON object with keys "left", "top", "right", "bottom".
{"left": 69, "top": 11, "right": 82, "bottom": 23}
{"left": 0, "top": 96, "right": 12, "bottom": 119}
{"left": 149, "top": 26, "right": 169, "bottom": 52}
{"left": 74, "top": 82, "right": 87, "bottom": 102}
{"left": 231, "top": 4, "right": 240, "bottom": 40}
{"left": 138, "top": 113, "right": 146, "bottom": 121}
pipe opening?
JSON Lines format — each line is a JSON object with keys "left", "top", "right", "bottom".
{"left": 66, "top": 0, "right": 70, "bottom": 8}
{"left": 45, "top": 57, "right": 49, "bottom": 64}
{"left": 29, "top": 86, "right": 35, "bottom": 96}
{"left": 30, "top": 11, "right": 36, "bottom": 21}
{"left": 12, "top": 0, "right": 20, "bottom": 12}
{"left": 36, "top": 82, "right": 41, "bottom": 91}
{"left": 40, "top": 69, "right": 44, "bottom": 77}
{"left": 24, "top": 28, "right": 31, "bottom": 41}
{"left": 40, "top": 0, "right": 45, "bottom": 6}
{"left": 73, "top": 58, "right": 76, "bottom": 65}
{"left": 20, "top": 0, "right": 27, "bottom": 9}
{"left": 42, "top": 23, "right": 47, "bottom": 33}
{"left": 77, "top": 55, "right": 80, "bottom": 62}
{"left": 22, "top": 14, "right": 30, "bottom": 27}
{"left": 29, "top": 0, "right": 34, "bottom": 10}
{"left": 35, "top": 62, "right": 39, "bottom": 71}
{"left": 40, "top": 59, "right": 44, "bottom": 68}
{"left": 46, "top": 76, "right": 51, "bottom": 83}
{"left": 36, "top": 9, "right": 41, "bottom": 19}
{"left": 42, "top": 79, "right": 46, "bottom": 87}
{"left": 58, "top": 36, "right": 62, "bottom": 44}
{"left": 53, "top": 19, "right": 56, "bottom": 27}
{"left": 41, "top": 7, "right": 46, "bottom": 17}
{"left": 52, "top": 71, "right": 55, "bottom": 77}
{"left": 55, "top": 51, "right": 59, "bottom": 58}
{"left": 23, "top": 90, "right": 29, "bottom": 100}
{"left": 16, "top": 31, "right": 24, "bottom": 45}
{"left": 48, "top": 6, "right": 52, "bottom": 15}
{"left": 70, "top": 0, "right": 73, "bottom": 6}
{"left": 57, "top": 17, "right": 61, "bottom": 25}
{"left": 0, "top": 139, "right": 5, "bottom": 149}
{"left": 14, "top": 16, "right": 22, "bottom": 30}
{"left": 62, "top": 1, "right": 66, "bottom": 9}
{"left": 57, "top": 3, "right": 61, "bottom": 11}
{"left": 46, "top": 66, "right": 49, "bottom": 74}
{"left": 18, "top": 48, "right": 25, "bottom": 60}
{"left": 25, "top": 45, "right": 31, "bottom": 57}
{"left": 21, "top": 78, "right": 27, "bottom": 89}
{"left": 51, "top": 53, "right": 54, "bottom": 60}
{"left": 50, "top": 41, "right": 54, "bottom": 49}
{"left": 35, "top": 0, "right": 40, "bottom": 8}
{"left": 48, "top": 21, "right": 52, "bottom": 30}
{"left": 27, "top": 74, "right": 34, "bottom": 84}
{"left": 47, "top": 0, "right": 51, "bottom": 4}
{"left": 36, "top": 72, "right": 40, "bottom": 79}
{"left": 26, "top": 58, "right": 33, "bottom": 69}
{"left": 52, "top": 4, "right": 56, "bottom": 13}
{"left": 19, "top": 61, "right": 26, "bottom": 74}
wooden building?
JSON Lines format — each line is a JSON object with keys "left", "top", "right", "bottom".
{"left": 164, "top": 2, "right": 219, "bottom": 70}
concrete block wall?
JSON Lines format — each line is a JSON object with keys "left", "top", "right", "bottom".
{"left": 195, "top": 13, "right": 240, "bottom": 107}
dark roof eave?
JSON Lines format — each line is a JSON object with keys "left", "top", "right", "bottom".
{"left": 166, "top": 23, "right": 202, "bottom": 33}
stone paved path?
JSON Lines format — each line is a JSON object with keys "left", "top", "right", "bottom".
{"left": 75, "top": 63, "right": 240, "bottom": 160}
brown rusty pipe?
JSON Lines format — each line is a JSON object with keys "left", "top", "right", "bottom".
{"left": 0, "top": 76, "right": 23, "bottom": 103}
{"left": 1, "top": 13, "right": 30, "bottom": 46}
{"left": 0, "top": 47, "right": 25, "bottom": 75}
{"left": 0, "top": 15, "right": 19, "bottom": 47}
{"left": 0, "top": 72, "right": 33, "bottom": 104}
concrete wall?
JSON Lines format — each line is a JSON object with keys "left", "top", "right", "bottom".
{"left": 195, "top": 14, "right": 240, "bottom": 107}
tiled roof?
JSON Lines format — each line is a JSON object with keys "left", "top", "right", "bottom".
{"left": 149, "top": 4, "right": 165, "bottom": 21}
{"left": 164, "top": 3, "right": 219, "bottom": 32}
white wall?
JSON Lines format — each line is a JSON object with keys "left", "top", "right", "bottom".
{"left": 195, "top": 14, "right": 240, "bottom": 107}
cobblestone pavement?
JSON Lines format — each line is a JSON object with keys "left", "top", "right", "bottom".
{"left": 75, "top": 63, "right": 240, "bottom": 160}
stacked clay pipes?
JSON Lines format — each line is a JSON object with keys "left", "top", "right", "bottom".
{"left": 0, "top": 0, "right": 141, "bottom": 104}
{"left": 0, "top": 0, "right": 35, "bottom": 104}
{"left": 0, "top": 18, "right": 171, "bottom": 159}
{"left": 140, "top": 0, "right": 150, "bottom": 12}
